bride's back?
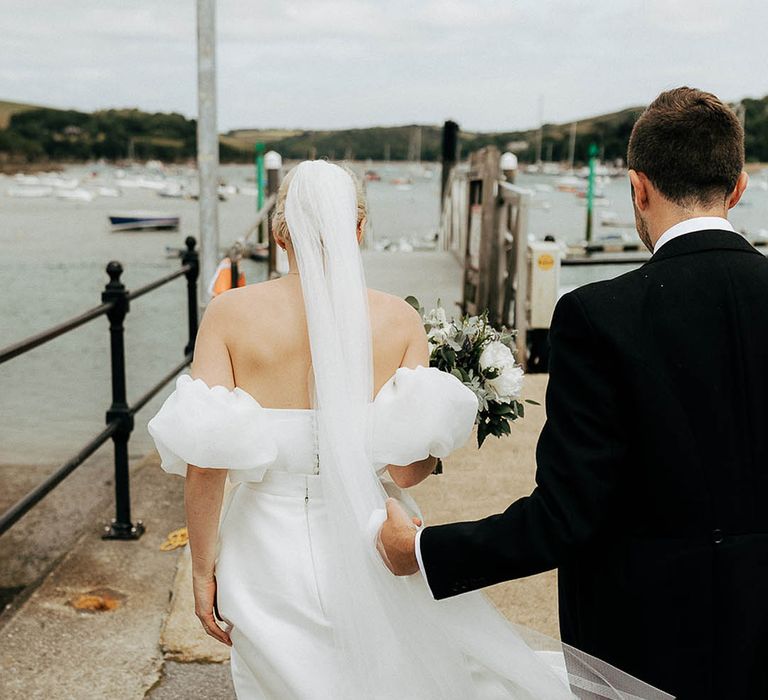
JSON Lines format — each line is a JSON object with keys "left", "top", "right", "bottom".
{"left": 208, "top": 275, "right": 424, "bottom": 409}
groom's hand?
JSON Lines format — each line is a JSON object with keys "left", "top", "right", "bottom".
{"left": 377, "top": 498, "right": 421, "bottom": 576}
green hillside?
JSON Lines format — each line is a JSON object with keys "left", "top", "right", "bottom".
{"left": 0, "top": 99, "right": 44, "bottom": 129}
{"left": 2, "top": 96, "right": 767, "bottom": 165}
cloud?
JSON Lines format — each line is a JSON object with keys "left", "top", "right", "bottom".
{"left": 0, "top": 0, "right": 764, "bottom": 131}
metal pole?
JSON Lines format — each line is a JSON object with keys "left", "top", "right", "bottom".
{"left": 585, "top": 142, "right": 598, "bottom": 243}
{"left": 101, "top": 262, "right": 144, "bottom": 540}
{"left": 568, "top": 122, "right": 577, "bottom": 172}
{"left": 196, "top": 0, "right": 219, "bottom": 311}
{"left": 181, "top": 236, "right": 199, "bottom": 358}
{"left": 514, "top": 192, "right": 531, "bottom": 370}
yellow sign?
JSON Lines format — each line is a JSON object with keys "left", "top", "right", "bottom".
{"left": 538, "top": 253, "right": 555, "bottom": 271}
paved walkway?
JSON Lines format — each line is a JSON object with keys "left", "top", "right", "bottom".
{"left": 0, "top": 453, "right": 187, "bottom": 699}
{"left": 362, "top": 249, "right": 464, "bottom": 313}
{"left": 0, "top": 251, "right": 560, "bottom": 698}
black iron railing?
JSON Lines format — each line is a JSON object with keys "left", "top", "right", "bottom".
{"left": 0, "top": 236, "right": 200, "bottom": 540}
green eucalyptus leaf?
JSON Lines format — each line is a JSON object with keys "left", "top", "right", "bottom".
{"left": 405, "top": 295, "right": 421, "bottom": 312}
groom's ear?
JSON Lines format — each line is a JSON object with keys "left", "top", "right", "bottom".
{"left": 628, "top": 169, "right": 650, "bottom": 212}
{"left": 727, "top": 171, "right": 749, "bottom": 210}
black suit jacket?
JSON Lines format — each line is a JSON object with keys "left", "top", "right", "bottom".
{"left": 420, "top": 229, "right": 768, "bottom": 699}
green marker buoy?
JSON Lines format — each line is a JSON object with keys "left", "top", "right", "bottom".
{"left": 255, "top": 142, "right": 265, "bottom": 243}
{"left": 585, "top": 142, "right": 599, "bottom": 244}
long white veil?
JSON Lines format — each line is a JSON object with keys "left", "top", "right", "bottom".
{"left": 284, "top": 160, "right": 673, "bottom": 700}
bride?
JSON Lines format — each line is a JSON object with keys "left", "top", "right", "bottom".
{"left": 148, "top": 160, "right": 669, "bottom": 699}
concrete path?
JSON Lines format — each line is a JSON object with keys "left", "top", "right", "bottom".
{"left": 0, "top": 453, "right": 187, "bottom": 700}
{"left": 362, "top": 249, "right": 464, "bottom": 313}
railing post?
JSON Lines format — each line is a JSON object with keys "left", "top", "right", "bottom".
{"left": 101, "top": 261, "right": 144, "bottom": 540}
{"left": 182, "top": 236, "right": 199, "bottom": 358}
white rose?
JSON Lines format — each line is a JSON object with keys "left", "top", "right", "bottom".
{"left": 479, "top": 341, "right": 523, "bottom": 401}
{"left": 488, "top": 365, "right": 524, "bottom": 402}
{"left": 479, "top": 340, "right": 514, "bottom": 372}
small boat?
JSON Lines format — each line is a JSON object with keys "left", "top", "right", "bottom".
{"left": 158, "top": 183, "right": 186, "bottom": 199}
{"left": 109, "top": 211, "right": 180, "bottom": 231}
{"left": 7, "top": 185, "right": 54, "bottom": 198}
{"left": 96, "top": 186, "right": 121, "bottom": 198}
{"left": 57, "top": 188, "right": 94, "bottom": 202}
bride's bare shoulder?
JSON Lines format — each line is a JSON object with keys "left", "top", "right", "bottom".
{"left": 367, "top": 288, "right": 423, "bottom": 329}
{"left": 198, "top": 279, "right": 289, "bottom": 327}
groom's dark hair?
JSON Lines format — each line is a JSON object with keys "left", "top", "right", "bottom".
{"left": 627, "top": 87, "right": 744, "bottom": 207}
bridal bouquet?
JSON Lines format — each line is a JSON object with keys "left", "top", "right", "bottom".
{"left": 406, "top": 297, "right": 535, "bottom": 448}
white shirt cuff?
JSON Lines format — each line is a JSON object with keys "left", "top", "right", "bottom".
{"left": 414, "top": 527, "right": 436, "bottom": 599}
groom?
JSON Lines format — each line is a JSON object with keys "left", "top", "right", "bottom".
{"left": 380, "top": 87, "right": 768, "bottom": 699}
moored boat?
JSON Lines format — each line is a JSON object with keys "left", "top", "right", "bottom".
{"left": 109, "top": 211, "right": 180, "bottom": 231}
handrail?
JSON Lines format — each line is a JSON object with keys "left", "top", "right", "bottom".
{"left": 0, "top": 236, "right": 200, "bottom": 540}
{"left": 127, "top": 265, "right": 191, "bottom": 302}
{"left": 129, "top": 354, "right": 193, "bottom": 416}
{"left": 0, "top": 422, "right": 120, "bottom": 535}
{"left": 0, "top": 302, "right": 115, "bottom": 365}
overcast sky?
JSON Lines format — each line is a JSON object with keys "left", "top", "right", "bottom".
{"left": 1, "top": 0, "right": 766, "bottom": 132}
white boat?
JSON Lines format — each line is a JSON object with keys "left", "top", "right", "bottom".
{"left": 57, "top": 188, "right": 94, "bottom": 202}
{"left": 118, "top": 177, "right": 168, "bottom": 191}
{"left": 158, "top": 183, "right": 185, "bottom": 198}
{"left": 96, "top": 186, "right": 121, "bottom": 198}
{"left": 6, "top": 185, "right": 53, "bottom": 198}
{"left": 109, "top": 211, "right": 180, "bottom": 231}
{"left": 40, "top": 175, "right": 80, "bottom": 190}
{"left": 13, "top": 174, "right": 41, "bottom": 186}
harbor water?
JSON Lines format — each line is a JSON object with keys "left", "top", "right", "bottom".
{"left": 1, "top": 163, "right": 766, "bottom": 464}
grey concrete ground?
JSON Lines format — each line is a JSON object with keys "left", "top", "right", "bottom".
{"left": 0, "top": 452, "right": 187, "bottom": 700}
{"left": 0, "top": 447, "right": 119, "bottom": 616}
{"left": 362, "top": 249, "right": 463, "bottom": 313}
{"left": 146, "top": 661, "right": 235, "bottom": 700}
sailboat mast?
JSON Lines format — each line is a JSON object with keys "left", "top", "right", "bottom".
{"left": 568, "top": 121, "right": 577, "bottom": 171}
{"left": 535, "top": 96, "right": 543, "bottom": 166}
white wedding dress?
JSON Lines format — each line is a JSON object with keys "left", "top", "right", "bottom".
{"left": 149, "top": 367, "right": 483, "bottom": 698}
{"left": 148, "top": 161, "right": 671, "bottom": 700}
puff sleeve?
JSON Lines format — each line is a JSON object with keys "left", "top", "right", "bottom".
{"left": 147, "top": 374, "right": 278, "bottom": 482}
{"left": 371, "top": 366, "right": 478, "bottom": 469}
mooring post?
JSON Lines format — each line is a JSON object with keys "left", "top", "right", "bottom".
{"left": 101, "top": 261, "right": 144, "bottom": 540}
{"left": 441, "top": 120, "right": 459, "bottom": 204}
{"left": 182, "top": 236, "right": 199, "bottom": 358}
{"left": 500, "top": 151, "right": 518, "bottom": 184}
